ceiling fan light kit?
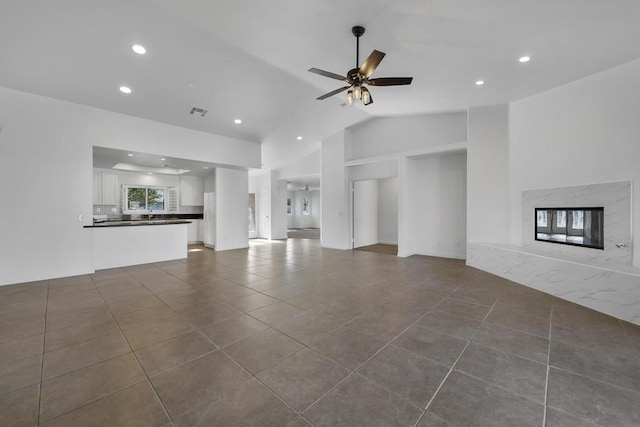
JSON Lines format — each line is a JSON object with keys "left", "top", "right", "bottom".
{"left": 309, "top": 26, "right": 413, "bottom": 106}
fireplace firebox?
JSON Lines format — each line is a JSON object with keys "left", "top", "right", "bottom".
{"left": 535, "top": 207, "right": 604, "bottom": 249}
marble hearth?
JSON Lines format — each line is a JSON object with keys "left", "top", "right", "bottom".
{"left": 468, "top": 181, "right": 639, "bottom": 326}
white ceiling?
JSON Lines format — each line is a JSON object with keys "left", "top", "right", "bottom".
{"left": 93, "top": 146, "right": 222, "bottom": 177}
{"left": 3, "top": 0, "right": 640, "bottom": 170}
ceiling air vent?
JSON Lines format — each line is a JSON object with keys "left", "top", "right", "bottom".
{"left": 189, "top": 107, "right": 208, "bottom": 117}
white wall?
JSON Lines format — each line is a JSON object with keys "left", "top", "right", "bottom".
{"left": 270, "top": 173, "right": 288, "bottom": 239}
{"left": 378, "top": 177, "right": 398, "bottom": 245}
{"left": 406, "top": 152, "right": 467, "bottom": 259}
{"left": 322, "top": 112, "right": 468, "bottom": 255}
{"left": 0, "top": 87, "right": 259, "bottom": 285}
{"left": 509, "top": 58, "right": 640, "bottom": 266}
{"left": 277, "top": 149, "right": 321, "bottom": 180}
{"left": 349, "top": 159, "right": 398, "bottom": 182}
{"left": 354, "top": 180, "right": 379, "bottom": 248}
{"left": 467, "top": 105, "right": 510, "bottom": 244}
{"left": 321, "top": 130, "right": 350, "bottom": 249}
{"left": 346, "top": 112, "right": 467, "bottom": 161}
{"left": 215, "top": 168, "right": 249, "bottom": 251}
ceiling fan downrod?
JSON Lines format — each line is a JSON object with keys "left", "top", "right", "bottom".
{"left": 352, "top": 26, "right": 365, "bottom": 71}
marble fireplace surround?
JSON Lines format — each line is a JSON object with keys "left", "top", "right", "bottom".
{"left": 522, "top": 181, "right": 632, "bottom": 266}
{"left": 467, "top": 181, "right": 639, "bottom": 326}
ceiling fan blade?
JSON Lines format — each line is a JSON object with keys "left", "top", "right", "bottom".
{"left": 367, "top": 77, "right": 413, "bottom": 86}
{"left": 308, "top": 68, "right": 348, "bottom": 82}
{"left": 359, "top": 50, "right": 386, "bottom": 78}
{"left": 317, "top": 86, "right": 351, "bottom": 100}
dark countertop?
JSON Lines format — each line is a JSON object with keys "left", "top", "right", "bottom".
{"left": 121, "top": 213, "right": 203, "bottom": 220}
{"left": 84, "top": 219, "right": 192, "bottom": 228}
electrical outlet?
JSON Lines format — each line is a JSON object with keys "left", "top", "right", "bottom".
{"left": 96, "top": 207, "right": 101, "bottom": 213}
{"left": 78, "top": 214, "right": 83, "bottom": 222}
{"left": 111, "top": 207, "right": 117, "bottom": 213}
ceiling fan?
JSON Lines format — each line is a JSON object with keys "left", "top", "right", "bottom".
{"left": 309, "top": 26, "right": 413, "bottom": 106}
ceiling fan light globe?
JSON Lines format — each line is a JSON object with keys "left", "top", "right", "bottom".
{"left": 361, "top": 87, "right": 371, "bottom": 105}
{"left": 346, "top": 90, "right": 354, "bottom": 106}
{"left": 354, "top": 85, "right": 362, "bottom": 100}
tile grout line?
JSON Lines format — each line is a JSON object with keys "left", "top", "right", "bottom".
{"left": 413, "top": 296, "right": 499, "bottom": 427}
{"left": 35, "top": 281, "right": 50, "bottom": 426}
{"left": 297, "top": 289, "right": 464, "bottom": 423}
{"left": 92, "top": 274, "right": 177, "bottom": 427}
{"left": 619, "top": 318, "right": 640, "bottom": 364}
{"left": 542, "top": 299, "right": 554, "bottom": 427}
{"left": 133, "top": 271, "right": 307, "bottom": 423}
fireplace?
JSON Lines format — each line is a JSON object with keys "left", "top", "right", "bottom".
{"left": 535, "top": 207, "right": 604, "bottom": 249}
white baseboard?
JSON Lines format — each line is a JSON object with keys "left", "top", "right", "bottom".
{"left": 413, "top": 250, "right": 467, "bottom": 260}
{"left": 378, "top": 240, "right": 398, "bottom": 245}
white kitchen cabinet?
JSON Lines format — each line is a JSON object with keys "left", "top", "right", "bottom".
{"left": 93, "top": 171, "right": 101, "bottom": 205}
{"left": 93, "top": 171, "right": 119, "bottom": 205}
{"left": 180, "top": 176, "right": 204, "bottom": 206}
{"left": 101, "top": 173, "right": 119, "bottom": 205}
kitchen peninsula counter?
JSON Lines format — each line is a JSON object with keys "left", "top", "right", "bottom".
{"left": 89, "top": 220, "right": 190, "bottom": 269}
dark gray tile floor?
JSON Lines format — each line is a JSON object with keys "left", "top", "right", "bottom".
{"left": 1, "top": 239, "right": 639, "bottom": 426}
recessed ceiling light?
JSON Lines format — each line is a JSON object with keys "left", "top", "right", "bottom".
{"left": 160, "top": 158, "right": 166, "bottom": 161}
{"left": 127, "top": 153, "right": 134, "bottom": 157}
{"left": 519, "top": 56, "right": 531, "bottom": 63}
{"left": 119, "top": 86, "right": 132, "bottom": 94}
{"left": 131, "top": 44, "right": 146, "bottom": 55}
{"left": 234, "top": 119, "right": 242, "bottom": 124}
{"left": 203, "top": 166, "right": 209, "bottom": 169}
{"left": 297, "top": 136, "right": 303, "bottom": 140}
{"left": 147, "top": 172, "right": 153, "bottom": 175}
{"left": 475, "top": 80, "right": 484, "bottom": 86}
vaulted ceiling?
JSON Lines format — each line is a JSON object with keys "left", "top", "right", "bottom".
{"left": 2, "top": 0, "right": 640, "bottom": 169}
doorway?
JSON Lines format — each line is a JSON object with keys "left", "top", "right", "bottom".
{"left": 286, "top": 180, "right": 320, "bottom": 239}
{"left": 352, "top": 177, "right": 398, "bottom": 254}
{"left": 259, "top": 187, "right": 270, "bottom": 239}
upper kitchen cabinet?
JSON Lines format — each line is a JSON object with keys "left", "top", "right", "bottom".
{"left": 93, "top": 171, "right": 119, "bottom": 205}
{"left": 180, "top": 176, "right": 204, "bottom": 206}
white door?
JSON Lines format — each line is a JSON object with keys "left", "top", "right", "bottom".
{"left": 248, "top": 193, "right": 258, "bottom": 239}
{"left": 353, "top": 180, "right": 379, "bottom": 248}
{"left": 259, "top": 187, "right": 270, "bottom": 239}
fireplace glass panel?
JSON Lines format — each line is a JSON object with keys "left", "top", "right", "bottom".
{"left": 535, "top": 207, "right": 604, "bottom": 249}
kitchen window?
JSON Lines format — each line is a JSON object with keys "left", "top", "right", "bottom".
{"left": 123, "top": 185, "right": 167, "bottom": 213}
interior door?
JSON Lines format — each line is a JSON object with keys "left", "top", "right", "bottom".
{"left": 259, "top": 187, "right": 270, "bottom": 239}
{"left": 248, "top": 193, "right": 258, "bottom": 239}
